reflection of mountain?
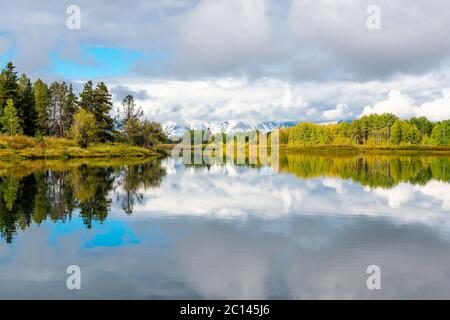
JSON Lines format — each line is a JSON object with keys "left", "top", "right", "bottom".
{"left": 162, "top": 120, "right": 295, "bottom": 139}
{"left": 0, "top": 160, "right": 166, "bottom": 243}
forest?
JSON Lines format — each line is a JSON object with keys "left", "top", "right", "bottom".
{"left": 0, "top": 61, "right": 166, "bottom": 149}
{"left": 281, "top": 113, "right": 450, "bottom": 147}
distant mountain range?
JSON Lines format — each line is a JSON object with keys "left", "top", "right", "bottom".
{"left": 162, "top": 120, "right": 296, "bottom": 139}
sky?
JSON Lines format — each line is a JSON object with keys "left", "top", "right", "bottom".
{"left": 1, "top": 0, "right": 450, "bottom": 124}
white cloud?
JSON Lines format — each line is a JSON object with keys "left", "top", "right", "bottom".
{"left": 362, "top": 90, "right": 417, "bottom": 118}
{"left": 322, "top": 104, "right": 353, "bottom": 121}
{"left": 107, "top": 77, "right": 312, "bottom": 124}
{"left": 362, "top": 88, "right": 450, "bottom": 121}
{"left": 106, "top": 74, "right": 450, "bottom": 124}
{"left": 415, "top": 89, "right": 450, "bottom": 122}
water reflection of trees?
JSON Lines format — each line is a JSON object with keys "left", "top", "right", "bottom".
{"left": 184, "top": 152, "right": 450, "bottom": 189}
{"left": 0, "top": 160, "right": 166, "bottom": 243}
{"left": 114, "top": 161, "right": 166, "bottom": 214}
{"left": 279, "top": 152, "right": 450, "bottom": 189}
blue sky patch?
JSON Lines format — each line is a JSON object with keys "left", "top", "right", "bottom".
{"left": 50, "top": 46, "right": 143, "bottom": 79}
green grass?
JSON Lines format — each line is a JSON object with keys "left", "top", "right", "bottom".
{"left": 280, "top": 144, "right": 450, "bottom": 154}
{"left": 0, "top": 135, "right": 161, "bottom": 160}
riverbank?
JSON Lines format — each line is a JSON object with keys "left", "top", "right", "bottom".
{"left": 280, "top": 144, "right": 450, "bottom": 154}
{"left": 0, "top": 135, "right": 160, "bottom": 160}
{"left": 157, "top": 143, "right": 450, "bottom": 154}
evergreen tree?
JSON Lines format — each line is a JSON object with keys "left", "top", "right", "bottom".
{"left": 62, "top": 84, "right": 78, "bottom": 135}
{"left": 92, "top": 82, "right": 114, "bottom": 142}
{"left": 119, "top": 95, "right": 143, "bottom": 127}
{"left": 79, "top": 81, "right": 114, "bottom": 141}
{"left": 34, "top": 79, "right": 50, "bottom": 135}
{"left": 0, "top": 62, "right": 19, "bottom": 111}
{"left": 117, "top": 94, "right": 143, "bottom": 142}
{"left": 17, "top": 74, "right": 37, "bottom": 136}
{"left": 78, "top": 80, "right": 95, "bottom": 111}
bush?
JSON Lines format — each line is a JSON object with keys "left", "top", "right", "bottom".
{"left": 0, "top": 135, "right": 37, "bottom": 149}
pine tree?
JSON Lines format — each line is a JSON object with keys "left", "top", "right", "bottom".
{"left": 79, "top": 81, "right": 113, "bottom": 141}
{"left": 17, "top": 74, "right": 37, "bottom": 136}
{"left": 117, "top": 94, "right": 143, "bottom": 142}
{"left": 0, "top": 62, "right": 19, "bottom": 111}
{"left": 119, "top": 95, "right": 143, "bottom": 126}
{"left": 34, "top": 79, "right": 50, "bottom": 135}
{"left": 92, "top": 82, "right": 114, "bottom": 142}
{"left": 0, "top": 99, "right": 22, "bottom": 136}
{"left": 62, "top": 84, "right": 78, "bottom": 136}
{"left": 78, "top": 80, "right": 95, "bottom": 111}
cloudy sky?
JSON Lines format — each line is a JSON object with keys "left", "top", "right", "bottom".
{"left": 1, "top": 0, "right": 450, "bottom": 124}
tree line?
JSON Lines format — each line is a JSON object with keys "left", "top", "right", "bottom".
{"left": 0, "top": 62, "right": 166, "bottom": 148}
{"left": 283, "top": 113, "right": 450, "bottom": 146}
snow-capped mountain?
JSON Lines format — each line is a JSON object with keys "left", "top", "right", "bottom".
{"left": 162, "top": 120, "right": 296, "bottom": 140}
{"left": 161, "top": 121, "right": 190, "bottom": 139}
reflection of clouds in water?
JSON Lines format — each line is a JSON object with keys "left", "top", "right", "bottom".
{"left": 322, "top": 177, "right": 346, "bottom": 195}
{"left": 370, "top": 181, "right": 450, "bottom": 229}
{"left": 161, "top": 157, "right": 178, "bottom": 175}
{"left": 420, "top": 181, "right": 450, "bottom": 210}
{"left": 2, "top": 217, "right": 450, "bottom": 299}
{"left": 176, "top": 226, "right": 269, "bottom": 299}
{"left": 127, "top": 163, "right": 450, "bottom": 233}
{"left": 134, "top": 169, "right": 306, "bottom": 218}
{"left": 286, "top": 228, "right": 450, "bottom": 299}
{"left": 373, "top": 183, "right": 415, "bottom": 208}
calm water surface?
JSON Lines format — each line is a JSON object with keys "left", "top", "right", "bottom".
{"left": 1, "top": 152, "right": 450, "bottom": 299}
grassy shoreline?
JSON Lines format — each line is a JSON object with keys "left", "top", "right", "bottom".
{"left": 0, "top": 135, "right": 161, "bottom": 160}
{"left": 280, "top": 144, "right": 450, "bottom": 154}
{"left": 158, "top": 143, "right": 450, "bottom": 154}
